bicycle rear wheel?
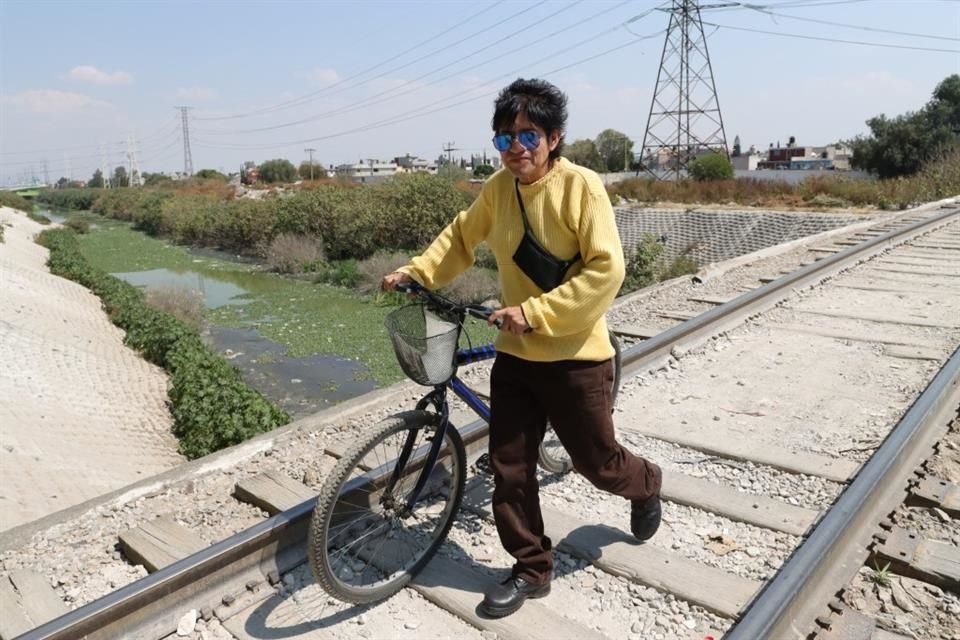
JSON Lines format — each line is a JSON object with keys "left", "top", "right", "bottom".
{"left": 538, "top": 332, "right": 622, "bottom": 474}
{"left": 308, "top": 410, "right": 466, "bottom": 603}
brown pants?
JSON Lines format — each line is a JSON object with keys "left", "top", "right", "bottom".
{"left": 488, "top": 352, "right": 662, "bottom": 585}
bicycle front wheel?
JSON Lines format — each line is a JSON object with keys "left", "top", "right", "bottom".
{"left": 538, "top": 332, "right": 622, "bottom": 474}
{"left": 308, "top": 410, "right": 466, "bottom": 603}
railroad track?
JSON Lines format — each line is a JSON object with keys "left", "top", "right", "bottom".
{"left": 3, "top": 204, "right": 959, "bottom": 640}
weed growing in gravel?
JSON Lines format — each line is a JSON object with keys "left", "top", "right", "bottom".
{"left": 868, "top": 561, "right": 893, "bottom": 588}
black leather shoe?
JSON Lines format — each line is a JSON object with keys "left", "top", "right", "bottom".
{"left": 480, "top": 576, "right": 551, "bottom": 618}
{"left": 631, "top": 495, "right": 662, "bottom": 542}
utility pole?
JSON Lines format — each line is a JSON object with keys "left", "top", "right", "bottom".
{"left": 64, "top": 152, "right": 71, "bottom": 185}
{"left": 304, "top": 147, "right": 316, "bottom": 180}
{"left": 442, "top": 141, "right": 459, "bottom": 166}
{"left": 176, "top": 106, "right": 194, "bottom": 177}
{"left": 639, "top": 0, "right": 731, "bottom": 180}
{"left": 100, "top": 144, "right": 111, "bottom": 189}
{"left": 128, "top": 134, "right": 143, "bottom": 187}
{"left": 43, "top": 160, "right": 50, "bottom": 187}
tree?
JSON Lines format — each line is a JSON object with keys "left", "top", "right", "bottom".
{"left": 595, "top": 129, "right": 635, "bottom": 173}
{"left": 438, "top": 163, "right": 469, "bottom": 182}
{"left": 56, "top": 177, "right": 70, "bottom": 189}
{"left": 473, "top": 164, "right": 495, "bottom": 178}
{"left": 298, "top": 161, "right": 324, "bottom": 180}
{"left": 687, "top": 152, "right": 734, "bottom": 181}
{"left": 850, "top": 74, "right": 960, "bottom": 178}
{"left": 563, "top": 139, "right": 604, "bottom": 172}
{"left": 113, "top": 166, "right": 129, "bottom": 187}
{"left": 732, "top": 135, "right": 741, "bottom": 157}
{"left": 87, "top": 169, "right": 104, "bottom": 188}
{"left": 143, "top": 172, "right": 172, "bottom": 186}
{"left": 258, "top": 158, "right": 298, "bottom": 183}
{"left": 195, "top": 169, "right": 228, "bottom": 181}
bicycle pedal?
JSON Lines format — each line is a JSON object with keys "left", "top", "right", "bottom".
{"left": 474, "top": 453, "right": 494, "bottom": 476}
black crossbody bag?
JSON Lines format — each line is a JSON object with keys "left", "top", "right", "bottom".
{"left": 511, "top": 179, "right": 581, "bottom": 292}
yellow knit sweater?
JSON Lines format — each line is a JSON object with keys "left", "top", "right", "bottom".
{"left": 398, "top": 157, "right": 625, "bottom": 362}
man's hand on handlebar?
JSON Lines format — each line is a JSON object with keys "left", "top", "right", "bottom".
{"left": 382, "top": 271, "right": 413, "bottom": 292}
{"left": 489, "top": 306, "right": 531, "bottom": 335}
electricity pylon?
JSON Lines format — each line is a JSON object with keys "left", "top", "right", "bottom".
{"left": 639, "top": 0, "right": 732, "bottom": 180}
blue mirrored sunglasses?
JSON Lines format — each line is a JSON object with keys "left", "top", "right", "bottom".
{"left": 492, "top": 129, "right": 541, "bottom": 152}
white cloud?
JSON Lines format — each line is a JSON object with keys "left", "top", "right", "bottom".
{"left": 0, "top": 89, "right": 112, "bottom": 114}
{"left": 307, "top": 68, "right": 340, "bottom": 86}
{"left": 67, "top": 65, "right": 133, "bottom": 86}
{"left": 176, "top": 87, "right": 217, "bottom": 101}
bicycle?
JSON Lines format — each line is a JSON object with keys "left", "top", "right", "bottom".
{"left": 308, "top": 282, "right": 621, "bottom": 603}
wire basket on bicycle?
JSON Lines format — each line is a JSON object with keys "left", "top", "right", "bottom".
{"left": 385, "top": 303, "right": 461, "bottom": 386}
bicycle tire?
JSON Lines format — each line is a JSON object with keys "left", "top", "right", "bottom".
{"left": 308, "top": 410, "right": 466, "bottom": 603}
{"left": 537, "top": 332, "right": 622, "bottom": 474}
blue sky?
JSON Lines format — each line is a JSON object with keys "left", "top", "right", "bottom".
{"left": 1, "top": 0, "right": 958, "bottom": 184}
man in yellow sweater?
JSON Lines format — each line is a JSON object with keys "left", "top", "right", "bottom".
{"left": 383, "top": 78, "right": 662, "bottom": 618}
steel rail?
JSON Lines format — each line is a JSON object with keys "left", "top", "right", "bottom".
{"left": 726, "top": 346, "right": 960, "bottom": 640}
{"left": 17, "top": 208, "right": 959, "bottom": 640}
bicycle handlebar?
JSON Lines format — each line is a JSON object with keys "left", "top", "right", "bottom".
{"left": 395, "top": 281, "right": 502, "bottom": 329}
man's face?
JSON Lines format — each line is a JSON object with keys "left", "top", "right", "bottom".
{"left": 497, "top": 112, "right": 560, "bottom": 185}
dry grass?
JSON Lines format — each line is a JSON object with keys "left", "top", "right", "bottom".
{"left": 159, "top": 178, "right": 236, "bottom": 200}
{"left": 609, "top": 150, "right": 960, "bottom": 211}
{"left": 145, "top": 286, "right": 205, "bottom": 331}
{"left": 440, "top": 267, "right": 500, "bottom": 305}
{"left": 357, "top": 252, "right": 411, "bottom": 293}
{"left": 265, "top": 233, "right": 325, "bottom": 274}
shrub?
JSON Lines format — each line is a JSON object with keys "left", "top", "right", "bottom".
{"left": 264, "top": 233, "right": 325, "bottom": 274}
{"left": 131, "top": 191, "right": 175, "bottom": 235}
{"left": 259, "top": 159, "right": 298, "bottom": 184}
{"left": 194, "top": 169, "right": 228, "bottom": 181}
{"left": 660, "top": 255, "right": 699, "bottom": 280}
{"left": 35, "top": 188, "right": 100, "bottom": 211}
{"left": 357, "top": 252, "right": 411, "bottom": 293}
{"left": 688, "top": 153, "right": 734, "bottom": 181}
{"left": 64, "top": 216, "right": 90, "bottom": 233}
{"left": 439, "top": 267, "right": 500, "bottom": 305}
{"left": 314, "top": 259, "right": 361, "bottom": 288}
{"left": 35, "top": 229, "right": 289, "bottom": 458}
{"left": 474, "top": 164, "right": 495, "bottom": 178}
{"left": 91, "top": 188, "right": 145, "bottom": 221}
{"left": 0, "top": 191, "right": 32, "bottom": 212}
{"left": 619, "top": 233, "right": 664, "bottom": 295}
{"left": 473, "top": 242, "right": 498, "bottom": 270}
{"left": 145, "top": 286, "right": 206, "bottom": 331}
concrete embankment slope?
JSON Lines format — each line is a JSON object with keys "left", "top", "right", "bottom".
{"left": 0, "top": 207, "right": 183, "bottom": 532}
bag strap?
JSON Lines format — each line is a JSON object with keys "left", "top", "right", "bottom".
{"left": 514, "top": 179, "right": 534, "bottom": 234}
{"left": 514, "top": 179, "right": 581, "bottom": 266}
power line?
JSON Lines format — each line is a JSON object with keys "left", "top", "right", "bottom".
{"left": 0, "top": 115, "right": 180, "bottom": 158}
{"left": 739, "top": 4, "right": 960, "bottom": 41}
{"left": 196, "top": 1, "right": 636, "bottom": 137}
{"left": 701, "top": 20, "right": 960, "bottom": 51}
{"left": 192, "top": 1, "right": 511, "bottom": 121}
{"left": 192, "top": 28, "right": 666, "bottom": 152}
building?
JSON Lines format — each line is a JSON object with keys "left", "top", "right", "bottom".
{"left": 335, "top": 159, "right": 398, "bottom": 183}
{"left": 394, "top": 154, "right": 437, "bottom": 174}
{"left": 789, "top": 156, "right": 833, "bottom": 170}
{"left": 731, "top": 152, "right": 762, "bottom": 171}
{"left": 759, "top": 136, "right": 808, "bottom": 170}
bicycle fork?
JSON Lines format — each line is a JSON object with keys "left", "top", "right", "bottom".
{"left": 384, "top": 387, "right": 451, "bottom": 514}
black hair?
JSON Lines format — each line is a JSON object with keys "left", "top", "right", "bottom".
{"left": 492, "top": 78, "right": 568, "bottom": 160}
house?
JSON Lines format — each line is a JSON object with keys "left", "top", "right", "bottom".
{"left": 394, "top": 154, "right": 438, "bottom": 174}
{"left": 335, "top": 159, "right": 398, "bottom": 183}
